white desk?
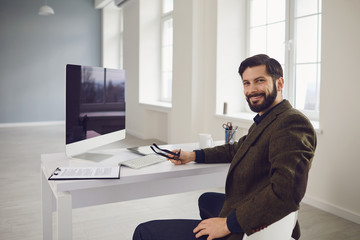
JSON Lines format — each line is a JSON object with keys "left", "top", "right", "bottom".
{"left": 41, "top": 142, "right": 229, "bottom": 240}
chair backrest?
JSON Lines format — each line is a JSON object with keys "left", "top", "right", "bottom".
{"left": 242, "top": 211, "right": 298, "bottom": 240}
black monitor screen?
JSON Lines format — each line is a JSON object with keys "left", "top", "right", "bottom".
{"left": 66, "top": 64, "right": 126, "bottom": 145}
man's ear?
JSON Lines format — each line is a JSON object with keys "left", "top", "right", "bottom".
{"left": 277, "top": 77, "right": 284, "bottom": 91}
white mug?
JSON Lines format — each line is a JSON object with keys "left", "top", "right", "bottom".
{"left": 199, "top": 133, "right": 213, "bottom": 149}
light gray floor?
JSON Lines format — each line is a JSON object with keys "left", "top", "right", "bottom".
{"left": 0, "top": 125, "right": 359, "bottom": 240}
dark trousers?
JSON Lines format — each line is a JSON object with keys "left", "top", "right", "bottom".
{"left": 132, "top": 192, "right": 225, "bottom": 240}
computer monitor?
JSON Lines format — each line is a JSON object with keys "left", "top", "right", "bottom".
{"left": 65, "top": 64, "right": 126, "bottom": 157}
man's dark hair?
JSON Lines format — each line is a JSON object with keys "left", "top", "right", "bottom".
{"left": 238, "top": 54, "right": 283, "bottom": 81}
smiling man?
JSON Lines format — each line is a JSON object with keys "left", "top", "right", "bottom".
{"left": 133, "top": 54, "right": 317, "bottom": 240}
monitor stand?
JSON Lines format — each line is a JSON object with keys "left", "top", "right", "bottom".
{"left": 73, "top": 152, "right": 113, "bottom": 162}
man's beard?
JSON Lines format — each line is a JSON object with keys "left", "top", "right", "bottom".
{"left": 246, "top": 81, "right": 277, "bottom": 113}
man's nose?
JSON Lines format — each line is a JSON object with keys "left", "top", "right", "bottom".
{"left": 248, "top": 83, "right": 258, "bottom": 93}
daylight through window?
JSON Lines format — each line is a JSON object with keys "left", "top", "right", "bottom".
{"left": 248, "top": 0, "right": 322, "bottom": 120}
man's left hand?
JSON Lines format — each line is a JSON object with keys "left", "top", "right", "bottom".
{"left": 193, "top": 217, "right": 231, "bottom": 240}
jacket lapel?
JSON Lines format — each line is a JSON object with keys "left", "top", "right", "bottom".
{"left": 227, "top": 100, "right": 292, "bottom": 174}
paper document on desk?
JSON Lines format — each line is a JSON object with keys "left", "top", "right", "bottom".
{"left": 48, "top": 166, "right": 120, "bottom": 180}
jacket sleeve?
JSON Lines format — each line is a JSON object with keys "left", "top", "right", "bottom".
{"left": 234, "top": 113, "right": 317, "bottom": 236}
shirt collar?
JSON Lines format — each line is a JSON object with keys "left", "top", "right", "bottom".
{"left": 253, "top": 99, "right": 286, "bottom": 125}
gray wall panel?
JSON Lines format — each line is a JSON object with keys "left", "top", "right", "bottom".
{"left": 0, "top": 0, "right": 101, "bottom": 123}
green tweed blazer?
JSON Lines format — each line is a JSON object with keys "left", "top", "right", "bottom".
{"left": 202, "top": 100, "right": 317, "bottom": 240}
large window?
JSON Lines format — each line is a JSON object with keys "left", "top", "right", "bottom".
{"left": 248, "top": 0, "right": 322, "bottom": 120}
{"left": 102, "top": 2, "right": 123, "bottom": 70}
{"left": 160, "top": 0, "right": 174, "bottom": 102}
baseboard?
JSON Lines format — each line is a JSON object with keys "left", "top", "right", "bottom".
{"left": 303, "top": 195, "right": 360, "bottom": 224}
{"left": 0, "top": 121, "right": 65, "bottom": 128}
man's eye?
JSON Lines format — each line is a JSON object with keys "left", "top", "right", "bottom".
{"left": 243, "top": 82, "right": 250, "bottom": 86}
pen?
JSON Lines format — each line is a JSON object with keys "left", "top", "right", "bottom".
{"left": 228, "top": 126, "right": 238, "bottom": 142}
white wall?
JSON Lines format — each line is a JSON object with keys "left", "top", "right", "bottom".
{"left": 120, "top": 0, "right": 360, "bottom": 224}
{"left": 303, "top": 0, "right": 360, "bottom": 223}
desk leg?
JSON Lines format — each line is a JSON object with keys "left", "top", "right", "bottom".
{"left": 41, "top": 170, "right": 53, "bottom": 240}
{"left": 56, "top": 191, "right": 73, "bottom": 240}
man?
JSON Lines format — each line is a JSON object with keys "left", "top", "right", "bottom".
{"left": 133, "top": 54, "right": 317, "bottom": 240}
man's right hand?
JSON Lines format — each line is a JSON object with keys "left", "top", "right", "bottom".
{"left": 167, "top": 150, "right": 196, "bottom": 165}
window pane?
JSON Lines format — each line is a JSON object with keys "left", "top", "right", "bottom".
{"left": 267, "top": 0, "right": 285, "bottom": 23}
{"left": 295, "top": 15, "right": 318, "bottom": 63}
{"left": 161, "top": 72, "right": 172, "bottom": 100}
{"left": 120, "top": 9, "right": 124, "bottom": 32}
{"left": 162, "top": 46, "right": 173, "bottom": 71}
{"left": 249, "top": 26, "right": 267, "bottom": 56}
{"left": 161, "top": 48, "right": 172, "bottom": 101}
{"left": 295, "top": 63, "right": 319, "bottom": 111}
{"left": 161, "top": 17, "right": 173, "bottom": 101}
{"left": 162, "top": 18, "right": 173, "bottom": 46}
{"left": 267, "top": 22, "right": 285, "bottom": 64}
{"left": 162, "top": 0, "right": 173, "bottom": 14}
{"left": 296, "top": 0, "right": 318, "bottom": 17}
{"left": 250, "top": 0, "right": 267, "bottom": 27}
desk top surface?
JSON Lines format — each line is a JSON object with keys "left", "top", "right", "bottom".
{"left": 41, "top": 142, "right": 230, "bottom": 192}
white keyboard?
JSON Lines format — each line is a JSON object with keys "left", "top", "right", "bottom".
{"left": 120, "top": 154, "right": 166, "bottom": 169}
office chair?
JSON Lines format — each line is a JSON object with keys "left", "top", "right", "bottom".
{"left": 242, "top": 211, "right": 298, "bottom": 240}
